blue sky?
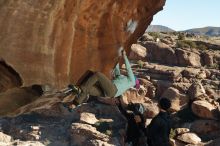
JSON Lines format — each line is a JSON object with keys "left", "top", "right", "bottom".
{"left": 151, "top": 0, "right": 220, "bottom": 31}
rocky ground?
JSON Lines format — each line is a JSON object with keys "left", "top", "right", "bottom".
{"left": 0, "top": 32, "right": 220, "bottom": 146}
{"left": 129, "top": 32, "right": 220, "bottom": 146}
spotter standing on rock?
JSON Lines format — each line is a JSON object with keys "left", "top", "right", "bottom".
{"left": 67, "top": 49, "right": 140, "bottom": 106}
{"left": 147, "top": 98, "right": 172, "bottom": 146}
{"left": 118, "top": 101, "right": 147, "bottom": 146}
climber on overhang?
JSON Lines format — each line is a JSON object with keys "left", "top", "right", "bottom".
{"left": 67, "top": 49, "right": 140, "bottom": 106}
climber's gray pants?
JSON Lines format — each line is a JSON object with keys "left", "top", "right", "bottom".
{"left": 75, "top": 72, "right": 117, "bottom": 104}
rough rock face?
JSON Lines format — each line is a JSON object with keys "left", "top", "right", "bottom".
{"left": 143, "top": 42, "right": 177, "bottom": 65}
{"left": 0, "top": 100, "right": 126, "bottom": 146}
{"left": 0, "top": 30, "right": 220, "bottom": 145}
{"left": 191, "top": 100, "right": 216, "bottom": 119}
{"left": 176, "top": 48, "right": 202, "bottom": 67}
{"left": 161, "top": 87, "right": 189, "bottom": 112}
{"left": 0, "top": 0, "right": 165, "bottom": 88}
{"left": 0, "top": 87, "right": 41, "bottom": 116}
{"left": 129, "top": 44, "right": 147, "bottom": 60}
{"left": 0, "top": 61, "right": 22, "bottom": 92}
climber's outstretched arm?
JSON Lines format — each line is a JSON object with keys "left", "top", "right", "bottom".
{"left": 122, "top": 51, "right": 135, "bottom": 84}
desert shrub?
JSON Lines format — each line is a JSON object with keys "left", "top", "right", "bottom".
{"left": 169, "top": 128, "right": 176, "bottom": 139}
{"left": 176, "top": 40, "right": 197, "bottom": 48}
{"left": 148, "top": 32, "right": 160, "bottom": 40}
{"left": 178, "top": 33, "right": 185, "bottom": 40}
{"left": 211, "top": 63, "right": 219, "bottom": 69}
{"left": 172, "top": 31, "right": 178, "bottom": 36}
{"left": 137, "top": 60, "right": 145, "bottom": 68}
{"left": 176, "top": 41, "right": 189, "bottom": 48}
{"left": 186, "top": 40, "right": 197, "bottom": 48}
{"left": 198, "top": 44, "right": 208, "bottom": 50}
{"left": 186, "top": 33, "right": 195, "bottom": 38}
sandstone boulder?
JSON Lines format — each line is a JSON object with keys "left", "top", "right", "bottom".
{"left": 0, "top": 130, "right": 44, "bottom": 145}
{"left": 71, "top": 123, "right": 117, "bottom": 146}
{"left": 123, "top": 88, "right": 148, "bottom": 104}
{"left": 0, "top": 114, "right": 71, "bottom": 145}
{"left": 176, "top": 48, "right": 201, "bottom": 67}
{"left": 138, "top": 78, "right": 156, "bottom": 98}
{"left": 202, "top": 52, "right": 214, "bottom": 66}
{"left": 182, "top": 68, "right": 207, "bottom": 80}
{"left": 70, "top": 103, "right": 127, "bottom": 146}
{"left": 175, "top": 128, "right": 190, "bottom": 135}
{"left": 191, "top": 100, "right": 216, "bottom": 119}
{"left": 1, "top": 141, "right": 45, "bottom": 146}
{"left": 162, "top": 87, "right": 189, "bottom": 112}
{"left": 137, "top": 85, "right": 148, "bottom": 97}
{"left": 143, "top": 42, "right": 178, "bottom": 65}
{"left": 0, "top": 132, "right": 12, "bottom": 143}
{"left": 80, "top": 112, "right": 99, "bottom": 125}
{"left": 0, "top": 61, "right": 22, "bottom": 93}
{"left": 177, "top": 133, "right": 201, "bottom": 145}
{"left": 138, "top": 33, "right": 154, "bottom": 42}
{"left": 129, "top": 44, "right": 147, "bottom": 60}
{"left": 144, "top": 64, "right": 182, "bottom": 81}
{"left": 205, "top": 88, "right": 219, "bottom": 100}
{"left": 9, "top": 95, "right": 71, "bottom": 118}
{"left": 188, "top": 82, "right": 206, "bottom": 100}
{"left": 160, "top": 37, "right": 174, "bottom": 46}
{"left": 172, "top": 82, "right": 191, "bottom": 93}
{"left": 0, "top": 102, "right": 127, "bottom": 146}
{"left": 0, "top": 86, "right": 44, "bottom": 116}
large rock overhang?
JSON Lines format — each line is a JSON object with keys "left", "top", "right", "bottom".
{"left": 0, "top": 0, "right": 166, "bottom": 88}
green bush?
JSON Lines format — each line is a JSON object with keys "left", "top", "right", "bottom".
{"left": 178, "top": 33, "right": 185, "bottom": 40}
{"left": 137, "top": 60, "right": 145, "bottom": 68}
{"left": 176, "top": 41, "right": 189, "bottom": 48}
{"left": 187, "top": 41, "right": 197, "bottom": 48}
{"left": 176, "top": 40, "right": 197, "bottom": 48}
{"left": 169, "top": 128, "right": 176, "bottom": 139}
{"left": 148, "top": 32, "right": 160, "bottom": 40}
{"left": 172, "top": 31, "right": 178, "bottom": 36}
{"left": 198, "top": 44, "right": 208, "bottom": 50}
{"left": 211, "top": 63, "right": 219, "bottom": 69}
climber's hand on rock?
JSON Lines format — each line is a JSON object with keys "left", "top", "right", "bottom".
{"left": 122, "top": 50, "right": 126, "bottom": 56}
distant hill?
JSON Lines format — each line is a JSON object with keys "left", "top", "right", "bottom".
{"left": 146, "top": 25, "right": 175, "bottom": 32}
{"left": 184, "top": 26, "right": 220, "bottom": 36}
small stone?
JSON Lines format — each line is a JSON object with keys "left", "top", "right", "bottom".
{"left": 80, "top": 112, "right": 98, "bottom": 125}
{"left": 177, "top": 133, "right": 201, "bottom": 144}
{"left": 175, "top": 128, "right": 190, "bottom": 135}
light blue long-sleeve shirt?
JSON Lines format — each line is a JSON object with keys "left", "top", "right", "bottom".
{"left": 112, "top": 55, "right": 136, "bottom": 97}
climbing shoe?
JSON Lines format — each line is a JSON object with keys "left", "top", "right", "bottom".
{"left": 68, "top": 84, "right": 81, "bottom": 95}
